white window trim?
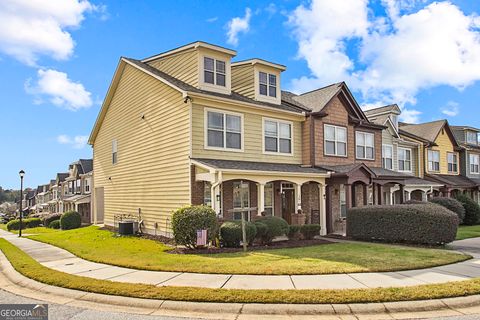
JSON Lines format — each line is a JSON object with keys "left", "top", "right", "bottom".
{"left": 355, "top": 131, "right": 375, "bottom": 160}
{"left": 470, "top": 153, "right": 480, "bottom": 175}
{"left": 397, "top": 147, "right": 412, "bottom": 172}
{"left": 382, "top": 144, "right": 394, "bottom": 170}
{"left": 466, "top": 131, "right": 478, "bottom": 145}
{"left": 199, "top": 53, "right": 231, "bottom": 94}
{"left": 204, "top": 107, "right": 244, "bottom": 153}
{"left": 447, "top": 152, "right": 458, "bottom": 173}
{"left": 254, "top": 66, "right": 281, "bottom": 104}
{"left": 428, "top": 149, "right": 440, "bottom": 173}
{"left": 262, "top": 117, "right": 294, "bottom": 156}
{"left": 324, "top": 124, "right": 348, "bottom": 157}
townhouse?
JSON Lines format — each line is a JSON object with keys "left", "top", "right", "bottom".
{"left": 61, "top": 159, "right": 93, "bottom": 223}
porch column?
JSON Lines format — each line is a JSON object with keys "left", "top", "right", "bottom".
{"left": 390, "top": 191, "right": 394, "bottom": 205}
{"left": 422, "top": 191, "right": 427, "bottom": 202}
{"left": 377, "top": 184, "right": 384, "bottom": 205}
{"left": 372, "top": 183, "right": 377, "bottom": 205}
{"left": 399, "top": 185, "right": 405, "bottom": 204}
{"left": 319, "top": 184, "right": 327, "bottom": 236}
{"left": 212, "top": 184, "right": 222, "bottom": 216}
{"left": 405, "top": 190, "right": 411, "bottom": 201}
{"left": 257, "top": 183, "right": 265, "bottom": 216}
{"left": 295, "top": 183, "right": 303, "bottom": 212}
{"left": 363, "top": 184, "right": 368, "bottom": 206}
{"left": 345, "top": 184, "right": 352, "bottom": 209}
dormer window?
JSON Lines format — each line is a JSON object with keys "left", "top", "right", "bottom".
{"left": 259, "top": 72, "right": 276, "bottom": 98}
{"left": 391, "top": 115, "right": 398, "bottom": 129}
{"left": 204, "top": 57, "right": 226, "bottom": 87}
{"left": 467, "top": 131, "right": 478, "bottom": 145}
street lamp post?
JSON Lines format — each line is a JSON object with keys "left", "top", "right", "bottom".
{"left": 19, "top": 170, "right": 25, "bottom": 237}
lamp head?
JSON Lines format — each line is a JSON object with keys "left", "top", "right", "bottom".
{"left": 19, "top": 170, "right": 25, "bottom": 178}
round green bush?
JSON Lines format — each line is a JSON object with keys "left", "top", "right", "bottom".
{"left": 255, "top": 216, "right": 289, "bottom": 244}
{"left": 6, "top": 219, "right": 25, "bottom": 231}
{"left": 60, "top": 211, "right": 82, "bottom": 230}
{"left": 455, "top": 194, "right": 480, "bottom": 225}
{"left": 254, "top": 222, "right": 268, "bottom": 241}
{"left": 171, "top": 205, "right": 218, "bottom": 248}
{"left": 346, "top": 203, "right": 459, "bottom": 245}
{"left": 300, "top": 224, "right": 321, "bottom": 240}
{"left": 26, "top": 218, "right": 41, "bottom": 228}
{"left": 429, "top": 197, "right": 465, "bottom": 224}
{"left": 403, "top": 200, "right": 426, "bottom": 204}
{"left": 43, "top": 213, "right": 62, "bottom": 227}
{"left": 48, "top": 219, "right": 61, "bottom": 229}
{"left": 288, "top": 225, "right": 301, "bottom": 239}
{"left": 220, "top": 221, "right": 257, "bottom": 247}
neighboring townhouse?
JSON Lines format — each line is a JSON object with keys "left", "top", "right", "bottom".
{"left": 89, "top": 41, "right": 330, "bottom": 235}
{"left": 451, "top": 126, "right": 480, "bottom": 202}
{"left": 287, "top": 83, "right": 407, "bottom": 234}
{"left": 400, "top": 120, "right": 478, "bottom": 197}
{"left": 26, "top": 189, "right": 36, "bottom": 213}
{"left": 46, "top": 180, "right": 56, "bottom": 213}
{"left": 365, "top": 105, "right": 443, "bottom": 203}
{"left": 51, "top": 173, "right": 69, "bottom": 213}
{"left": 35, "top": 184, "right": 50, "bottom": 214}
{"left": 62, "top": 159, "right": 93, "bottom": 223}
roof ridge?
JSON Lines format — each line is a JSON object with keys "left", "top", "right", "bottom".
{"left": 298, "top": 82, "right": 343, "bottom": 97}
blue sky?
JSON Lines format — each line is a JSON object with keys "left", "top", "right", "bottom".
{"left": 1, "top": 0, "right": 480, "bottom": 189}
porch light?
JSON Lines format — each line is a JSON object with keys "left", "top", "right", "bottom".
{"left": 216, "top": 194, "right": 221, "bottom": 201}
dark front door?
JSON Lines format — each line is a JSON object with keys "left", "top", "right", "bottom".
{"left": 282, "top": 189, "right": 295, "bottom": 224}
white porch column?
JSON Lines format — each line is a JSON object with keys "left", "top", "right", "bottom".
{"left": 422, "top": 190, "right": 427, "bottom": 202}
{"left": 257, "top": 183, "right": 265, "bottom": 216}
{"left": 390, "top": 191, "right": 394, "bottom": 205}
{"left": 295, "top": 183, "right": 303, "bottom": 212}
{"left": 406, "top": 191, "right": 411, "bottom": 201}
{"left": 319, "top": 184, "right": 327, "bottom": 236}
{"left": 211, "top": 184, "right": 221, "bottom": 216}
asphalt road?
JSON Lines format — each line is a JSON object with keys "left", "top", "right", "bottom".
{"left": 0, "top": 289, "right": 203, "bottom": 320}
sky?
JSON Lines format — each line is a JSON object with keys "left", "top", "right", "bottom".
{"left": 1, "top": 0, "right": 480, "bottom": 189}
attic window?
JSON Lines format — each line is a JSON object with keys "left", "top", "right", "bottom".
{"left": 204, "top": 57, "right": 226, "bottom": 87}
{"left": 259, "top": 72, "right": 276, "bottom": 98}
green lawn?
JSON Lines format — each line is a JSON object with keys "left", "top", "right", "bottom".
{"left": 1, "top": 238, "right": 479, "bottom": 304}
{"left": 28, "top": 226, "right": 469, "bottom": 275}
{"left": 456, "top": 225, "right": 480, "bottom": 240}
{"left": 0, "top": 224, "right": 57, "bottom": 235}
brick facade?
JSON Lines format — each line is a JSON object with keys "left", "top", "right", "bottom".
{"left": 190, "top": 165, "right": 204, "bottom": 205}
{"left": 301, "top": 182, "right": 320, "bottom": 223}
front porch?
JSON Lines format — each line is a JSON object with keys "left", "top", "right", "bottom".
{"left": 191, "top": 159, "right": 330, "bottom": 234}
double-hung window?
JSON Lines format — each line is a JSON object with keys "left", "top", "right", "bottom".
{"left": 470, "top": 154, "right": 480, "bottom": 174}
{"left": 204, "top": 57, "right": 226, "bottom": 86}
{"left": 382, "top": 145, "right": 393, "bottom": 170}
{"left": 447, "top": 152, "right": 458, "bottom": 173}
{"left": 428, "top": 150, "right": 440, "bottom": 172}
{"left": 467, "top": 131, "right": 478, "bottom": 145}
{"left": 398, "top": 148, "right": 412, "bottom": 171}
{"left": 206, "top": 110, "right": 242, "bottom": 150}
{"left": 259, "top": 72, "right": 277, "bottom": 97}
{"left": 356, "top": 131, "right": 375, "bottom": 160}
{"left": 112, "top": 140, "right": 118, "bottom": 165}
{"left": 264, "top": 119, "right": 292, "bottom": 154}
{"left": 324, "top": 125, "right": 347, "bottom": 156}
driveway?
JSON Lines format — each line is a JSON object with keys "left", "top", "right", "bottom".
{"left": 448, "top": 238, "right": 480, "bottom": 258}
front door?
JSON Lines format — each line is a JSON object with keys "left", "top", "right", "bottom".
{"left": 282, "top": 189, "right": 295, "bottom": 224}
{"left": 233, "top": 181, "right": 250, "bottom": 221}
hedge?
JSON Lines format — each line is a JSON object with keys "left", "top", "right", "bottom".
{"left": 300, "top": 224, "right": 321, "bottom": 240}
{"left": 48, "top": 220, "right": 61, "bottom": 229}
{"left": 455, "top": 194, "right": 480, "bottom": 225}
{"left": 254, "top": 216, "right": 289, "bottom": 244}
{"left": 347, "top": 203, "right": 459, "bottom": 245}
{"left": 429, "top": 197, "right": 465, "bottom": 224}
{"left": 60, "top": 211, "right": 82, "bottom": 230}
{"left": 171, "top": 205, "right": 218, "bottom": 248}
{"left": 6, "top": 218, "right": 41, "bottom": 230}
{"left": 43, "top": 213, "right": 63, "bottom": 227}
{"left": 288, "top": 225, "right": 301, "bottom": 239}
{"left": 219, "top": 221, "right": 257, "bottom": 247}
{"left": 254, "top": 222, "right": 268, "bottom": 242}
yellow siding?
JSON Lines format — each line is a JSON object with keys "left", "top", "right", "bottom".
{"left": 231, "top": 64, "right": 255, "bottom": 99}
{"left": 191, "top": 102, "right": 303, "bottom": 164}
{"left": 93, "top": 64, "right": 191, "bottom": 235}
{"left": 426, "top": 129, "right": 459, "bottom": 175}
{"left": 147, "top": 49, "right": 199, "bottom": 87}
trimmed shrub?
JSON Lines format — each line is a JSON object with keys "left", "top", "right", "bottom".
{"left": 6, "top": 219, "right": 25, "bottom": 231}
{"left": 346, "top": 203, "right": 458, "bottom": 245}
{"left": 220, "top": 221, "right": 257, "bottom": 247}
{"left": 26, "top": 218, "right": 41, "bottom": 228}
{"left": 171, "top": 205, "right": 218, "bottom": 248}
{"left": 255, "top": 216, "right": 289, "bottom": 244}
{"left": 288, "top": 225, "right": 301, "bottom": 239}
{"left": 300, "top": 224, "right": 321, "bottom": 240}
{"left": 60, "top": 211, "right": 82, "bottom": 230}
{"left": 48, "top": 219, "right": 61, "bottom": 229}
{"left": 429, "top": 197, "right": 465, "bottom": 224}
{"left": 43, "top": 213, "right": 62, "bottom": 227}
{"left": 455, "top": 194, "right": 480, "bottom": 225}
{"left": 254, "top": 222, "right": 268, "bottom": 242}
{"left": 403, "top": 200, "right": 426, "bottom": 205}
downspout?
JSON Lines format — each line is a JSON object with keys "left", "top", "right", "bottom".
{"left": 211, "top": 171, "right": 223, "bottom": 217}
{"left": 309, "top": 114, "right": 316, "bottom": 166}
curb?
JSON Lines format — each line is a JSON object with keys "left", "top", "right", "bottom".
{"left": 1, "top": 251, "right": 480, "bottom": 319}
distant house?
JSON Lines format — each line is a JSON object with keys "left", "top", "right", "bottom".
{"left": 62, "top": 159, "right": 93, "bottom": 223}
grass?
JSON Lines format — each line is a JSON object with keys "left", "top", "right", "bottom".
{"left": 1, "top": 237, "right": 480, "bottom": 304}
{"left": 457, "top": 225, "right": 480, "bottom": 240}
{"left": 0, "top": 224, "right": 57, "bottom": 235}
{"left": 28, "top": 226, "right": 469, "bottom": 275}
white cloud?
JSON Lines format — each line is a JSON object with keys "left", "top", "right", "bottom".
{"left": 289, "top": 0, "right": 480, "bottom": 120}
{"left": 226, "top": 8, "right": 252, "bottom": 46}
{"left": 0, "top": 0, "right": 101, "bottom": 65}
{"left": 400, "top": 108, "right": 422, "bottom": 123}
{"left": 441, "top": 101, "right": 460, "bottom": 117}
{"left": 26, "top": 69, "right": 92, "bottom": 111}
{"left": 57, "top": 134, "right": 88, "bottom": 149}
{"left": 206, "top": 17, "right": 218, "bottom": 23}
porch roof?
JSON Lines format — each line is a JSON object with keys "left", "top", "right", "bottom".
{"left": 63, "top": 194, "right": 91, "bottom": 203}
{"left": 425, "top": 174, "right": 479, "bottom": 189}
{"left": 403, "top": 177, "right": 444, "bottom": 187}
{"left": 191, "top": 158, "right": 329, "bottom": 175}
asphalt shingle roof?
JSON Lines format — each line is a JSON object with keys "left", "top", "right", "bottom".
{"left": 291, "top": 82, "right": 343, "bottom": 113}
{"left": 192, "top": 158, "right": 328, "bottom": 174}
{"left": 425, "top": 174, "right": 479, "bottom": 188}
{"left": 400, "top": 120, "right": 446, "bottom": 143}
{"left": 363, "top": 104, "right": 401, "bottom": 116}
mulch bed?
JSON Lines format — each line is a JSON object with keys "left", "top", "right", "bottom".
{"left": 167, "top": 238, "right": 333, "bottom": 255}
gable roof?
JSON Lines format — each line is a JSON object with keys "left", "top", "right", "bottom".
{"left": 141, "top": 41, "right": 237, "bottom": 63}
{"left": 89, "top": 57, "right": 307, "bottom": 145}
{"left": 400, "top": 120, "right": 459, "bottom": 148}
{"left": 78, "top": 159, "right": 93, "bottom": 174}
{"left": 56, "top": 173, "right": 69, "bottom": 183}
{"left": 363, "top": 104, "right": 401, "bottom": 116}
{"left": 451, "top": 125, "right": 480, "bottom": 132}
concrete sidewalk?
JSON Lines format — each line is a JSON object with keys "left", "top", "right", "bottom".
{"left": 1, "top": 229, "right": 479, "bottom": 290}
